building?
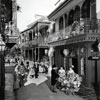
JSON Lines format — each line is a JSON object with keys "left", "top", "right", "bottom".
{"left": 47, "top": 0, "right": 100, "bottom": 87}
{"left": 20, "top": 17, "right": 50, "bottom": 62}
{"left": 5, "top": 0, "right": 19, "bottom": 49}
{"left": 97, "top": 11, "right": 100, "bottom": 19}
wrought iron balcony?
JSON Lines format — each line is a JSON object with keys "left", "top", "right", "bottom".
{"left": 47, "top": 18, "right": 100, "bottom": 43}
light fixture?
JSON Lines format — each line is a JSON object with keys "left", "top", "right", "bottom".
{"left": 63, "top": 49, "right": 69, "bottom": 56}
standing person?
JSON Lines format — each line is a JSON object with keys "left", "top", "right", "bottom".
{"left": 51, "top": 64, "right": 59, "bottom": 93}
{"left": 34, "top": 62, "right": 39, "bottom": 78}
{"left": 13, "top": 72, "right": 20, "bottom": 100}
{"left": 25, "top": 61, "right": 30, "bottom": 73}
{"left": 15, "top": 61, "right": 26, "bottom": 87}
{"left": 57, "top": 66, "right": 66, "bottom": 90}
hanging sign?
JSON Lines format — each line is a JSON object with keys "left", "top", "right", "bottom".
{"left": 88, "top": 56, "right": 100, "bottom": 60}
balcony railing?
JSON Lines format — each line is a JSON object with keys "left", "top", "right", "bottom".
{"left": 47, "top": 18, "right": 100, "bottom": 43}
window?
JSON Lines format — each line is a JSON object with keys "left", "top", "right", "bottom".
{"left": 74, "top": 6, "right": 80, "bottom": 21}
{"left": 82, "top": 0, "right": 90, "bottom": 18}
{"left": 52, "top": 23, "right": 55, "bottom": 32}
{"left": 64, "top": 14, "right": 68, "bottom": 27}
{"left": 68, "top": 10, "right": 74, "bottom": 25}
{"left": 29, "top": 31, "right": 32, "bottom": 41}
{"left": 59, "top": 17, "right": 64, "bottom": 30}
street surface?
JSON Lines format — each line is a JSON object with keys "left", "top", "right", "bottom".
{"left": 5, "top": 63, "right": 85, "bottom": 100}
{"left": 18, "top": 73, "right": 84, "bottom": 100}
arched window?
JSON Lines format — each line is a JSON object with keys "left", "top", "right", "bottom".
{"left": 52, "top": 23, "right": 55, "bottom": 32}
{"left": 59, "top": 17, "right": 64, "bottom": 30}
{"left": 82, "top": 0, "right": 90, "bottom": 18}
{"left": 64, "top": 14, "right": 68, "bottom": 27}
{"left": 74, "top": 6, "right": 80, "bottom": 21}
{"left": 68, "top": 10, "right": 74, "bottom": 25}
{"left": 33, "top": 29, "right": 35, "bottom": 39}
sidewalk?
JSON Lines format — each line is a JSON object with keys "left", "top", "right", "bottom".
{"left": 5, "top": 73, "right": 14, "bottom": 100}
{"left": 5, "top": 63, "right": 15, "bottom": 100}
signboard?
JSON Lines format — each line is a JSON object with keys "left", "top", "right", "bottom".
{"left": 88, "top": 56, "right": 100, "bottom": 60}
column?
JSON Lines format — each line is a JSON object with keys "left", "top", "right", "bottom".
{"left": 32, "top": 48, "right": 33, "bottom": 61}
{"left": 38, "top": 47, "right": 39, "bottom": 62}
{"left": 28, "top": 49, "right": 30, "bottom": 60}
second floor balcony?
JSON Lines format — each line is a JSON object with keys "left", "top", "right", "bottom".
{"left": 47, "top": 18, "right": 100, "bottom": 43}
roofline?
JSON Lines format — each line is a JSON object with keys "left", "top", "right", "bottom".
{"left": 20, "top": 21, "right": 50, "bottom": 34}
{"left": 48, "top": 0, "right": 72, "bottom": 19}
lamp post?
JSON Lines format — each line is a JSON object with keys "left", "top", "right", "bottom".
{"left": 0, "top": 34, "right": 6, "bottom": 100}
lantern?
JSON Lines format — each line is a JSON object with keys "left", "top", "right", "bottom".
{"left": 63, "top": 49, "right": 69, "bottom": 56}
{"left": 45, "top": 49, "right": 48, "bottom": 55}
{"left": 48, "top": 47, "right": 54, "bottom": 57}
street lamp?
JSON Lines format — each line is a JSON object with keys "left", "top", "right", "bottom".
{"left": 0, "top": 34, "right": 6, "bottom": 100}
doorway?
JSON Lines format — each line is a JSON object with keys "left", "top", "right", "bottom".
{"left": 72, "top": 57, "right": 78, "bottom": 73}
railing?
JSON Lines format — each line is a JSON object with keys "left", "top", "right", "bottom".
{"left": 20, "top": 19, "right": 100, "bottom": 45}
{"left": 47, "top": 18, "right": 100, "bottom": 43}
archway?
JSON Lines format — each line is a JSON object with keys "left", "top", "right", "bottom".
{"left": 82, "top": 0, "right": 90, "bottom": 18}
{"left": 68, "top": 10, "right": 74, "bottom": 25}
{"left": 74, "top": 6, "right": 80, "bottom": 21}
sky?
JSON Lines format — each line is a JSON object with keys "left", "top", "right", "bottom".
{"left": 17, "top": 0, "right": 100, "bottom": 32}
{"left": 17, "top": 0, "right": 59, "bottom": 31}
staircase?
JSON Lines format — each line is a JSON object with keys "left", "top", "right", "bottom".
{"left": 76, "top": 84, "right": 97, "bottom": 100}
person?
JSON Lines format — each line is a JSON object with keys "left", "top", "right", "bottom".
{"left": 34, "top": 62, "right": 39, "bottom": 78}
{"left": 58, "top": 66, "right": 66, "bottom": 78}
{"left": 13, "top": 72, "right": 20, "bottom": 100}
{"left": 29, "top": 66, "right": 35, "bottom": 78}
{"left": 15, "top": 61, "right": 26, "bottom": 87}
{"left": 51, "top": 64, "right": 59, "bottom": 93}
{"left": 67, "top": 65, "right": 75, "bottom": 74}
{"left": 25, "top": 61, "right": 30, "bottom": 74}
{"left": 57, "top": 66, "right": 66, "bottom": 90}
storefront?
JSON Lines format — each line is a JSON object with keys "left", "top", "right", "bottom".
{"left": 48, "top": 34, "right": 100, "bottom": 87}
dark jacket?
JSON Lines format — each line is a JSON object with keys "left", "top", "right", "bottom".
{"left": 51, "top": 68, "right": 59, "bottom": 85}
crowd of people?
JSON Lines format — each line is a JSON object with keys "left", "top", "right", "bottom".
{"left": 12, "top": 56, "right": 49, "bottom": 90}
{"left": 6, "top": 55, "right": 82, "bottom": 96}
